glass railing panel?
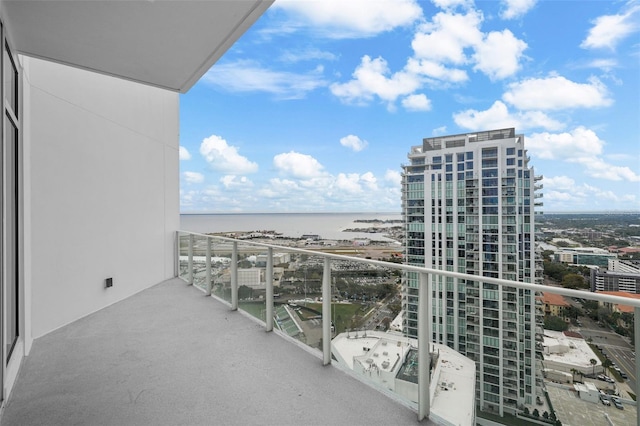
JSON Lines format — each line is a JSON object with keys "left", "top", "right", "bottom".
{"left": 175, "top": 230, "right": 640, "bottom": 424}
{"left": 279, "top": 253, "right": 325, "bottom": 352}
{"left": 208, "top": 237, "right": 233, "bottom": 302}
{"left": 190, "top": 233, "right": 209, "bottom": 292}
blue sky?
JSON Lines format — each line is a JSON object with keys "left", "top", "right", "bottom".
{"left": 179, "top": 0, "right": 640, "bottom": 213}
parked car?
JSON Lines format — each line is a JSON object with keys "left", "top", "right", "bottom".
{"left": 613, "top": 400, "right": 624, "bottom": 410}
{"left": 600, "top": 394, "right": 611, "bottom": 406}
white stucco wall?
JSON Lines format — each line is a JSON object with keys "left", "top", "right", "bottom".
{"left": 23, "top": 57, "right": 179, "bottom": 338}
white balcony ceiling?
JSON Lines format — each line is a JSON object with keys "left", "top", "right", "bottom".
{"left": 3, "top": 0, "right": 273, "bottom": 92}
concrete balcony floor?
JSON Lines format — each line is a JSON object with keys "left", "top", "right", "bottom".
{"left": 2, "top": 279, "right": 421, "bottom": 425}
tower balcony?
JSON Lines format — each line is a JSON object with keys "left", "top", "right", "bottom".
{"left": 6, "top": 231, "right": 640, "bottom": 426}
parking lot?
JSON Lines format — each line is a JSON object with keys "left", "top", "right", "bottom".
{"left": 547, "top": 385, "right": 636, "bottom": 426}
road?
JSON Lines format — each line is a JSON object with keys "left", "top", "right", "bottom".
{"left": 569, "top": 298, "right": 637, "bottom": 392}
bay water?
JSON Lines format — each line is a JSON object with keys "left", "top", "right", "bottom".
{"left": 180, "top": 212, "right": 401, "bottom": 241}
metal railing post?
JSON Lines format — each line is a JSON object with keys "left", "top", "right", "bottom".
{"left": 266, "top": 247, "right": 274, "bottom": 332}
{"left": 174, "top": 231, "right": 179, "bottom": 278}
{"left": 418, "top": 272, "right": 431, "bottom": 421}
{"left": 231, "top": 241, "right": 238, "bottom": 310}
{"left": 205, "top": 237, "right": 212, "bottom": 296}
{"left": 322, "top": 258, "right": 332, "bottom": 365}
{"left": 187, "top": 234, "right": 194, "bottom": 285}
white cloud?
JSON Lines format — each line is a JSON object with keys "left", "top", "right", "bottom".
{"left": 204, "top": 60, "right": 326, "bottom": 99}
{"left": 273, "top": 151, "right": 326, "bottom": 178}
{"left": 527, "top": 127, "right": 640, "bottom": 182}
{"left": 340, "top": 135, "right": 369, "bottom": 152}
{"left": 273, "top": 0, "right": 423, "bottom": 38}
{"left": 330, "top": 8, "right": 528, "bottom": 108}
{"left": 335, "top": 173, "right": 365, "bottom": 193}
{"left": 526, "top": 127, "right": 603, "bottom": 160}
{"left": 581, "top": 3, "right": 640, "bottom": 50}
{"left": 183, "top": 171, "right": 204, "bottom": 184}
{"left": 503, "top": 76, "right": 612, "bottom": 110}
{"left": 405, "top": 59, "right": 468, "bottom": 83}
{"left": 411, "top": 11, "right": 484, "bottom": 64}
{"left": 411, "top": 10, "right": 527, "bottom": 80}
{"left": 199, "top": 135, "right": 258, "bottom": 175}
{"left": 472, "top": 29, "right": 527, "bottom": 80}
{"left": 432, "top": 126, "right": 448, "bottom": 135}
{"left": 432, "top": 0, "right": 473, "bottom": 9}
{"left": 385, "top": 169, "right": 402, "bottom": 185}
{"left": 542, "top": 181, "right": 639, "bottom": 211}
{"left": 453, "top": 101, "right": 564, "bottom": 131}
{"left": 179, "top": 146, "right": 191, "bottom": 160}
{"left": 573, "top": 156, "right": 640, "bottom": 182}
{"left": 401, "top": 93, "right": 432, "bottom": 111}
{"left": 220, "top": 175, "right": 253, "bottom": 189}
{"left": 586, "top": 58, "right": 618, "bottom": 71}
{"left": 500, "top": 0, "right": 537, "bottom": 20}
{"left": 330, "top": 55, "right": 422, "bottom": 106}
{"left": 279, "top": 48, "right": 338, "bottom": 63}
{"left": 543, "top": 176, "right": 575, "bottom": 190}
{"left": 360, "top": 172, "right": 378, "bottom": 189}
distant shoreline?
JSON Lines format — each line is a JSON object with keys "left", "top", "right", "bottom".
{"left": 181, "top": 211, "right": 639, "bottom": 216}
{"left": 181, "top": 211, "right": 402, "bottom": 215}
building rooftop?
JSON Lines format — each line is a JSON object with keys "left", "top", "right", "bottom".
{"left": 1, "top": 279, "right": 422, "bottom": 426}
{"left": 541, "top": 292, "right": 570, "bottom": 307}
{"left": 596, "top": 291, "right": 640, "bottom": 313}
{"left": 331, "top": 330, "right": 475, "bottom": 426}
{"left": 542, "top": 330, "right": 600, "bottom": 369}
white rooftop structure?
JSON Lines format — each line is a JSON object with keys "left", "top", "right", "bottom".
{"left": 332, "top": 330, "right": 475, "bottom": 426}
{"left": 389, "top": 312, "right": 403, "bottom": 332}
{"left": 542, "top": 330, "right": 602, "bottom": 375}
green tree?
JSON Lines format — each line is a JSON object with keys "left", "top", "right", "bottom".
{"left": 561, "top": 273, "right": 587, "bottom": 289}
{"left": 388, "top": 303, "right": 402, "bottom": 317}
{"left": 544, "top": 315, "right": 568, "bottom": 331}
{"left": 602, "top": 359, "right": 613, "bottom": 376}
{"left": 590, "top": 358, "right": 597, "bottom": 375}
{"left": 564, "top": 305, "right": 582, "bottom": 320}
{"left": 583, "top": 300, "right": 599, "bottom": 311}
{"left": 238, "top": 285, "right": 253, "bottom": 299}
{"left": 570, "top": 368, "right": 580, "bottom": 382}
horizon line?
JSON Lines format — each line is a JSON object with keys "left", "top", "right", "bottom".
{"left": 180, "top": 210, "right": 640, "bottom": 215}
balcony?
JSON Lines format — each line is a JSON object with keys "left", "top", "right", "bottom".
{"left": 2, "top": 277, "right": 418, "bottom": 426}
{"left": 6, "top": 230, "right": 640, "bottom": 426}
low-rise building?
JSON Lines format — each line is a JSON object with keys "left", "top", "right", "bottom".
{"left": 332, "top": 330, "right": 476, "bottom": 426}
{"left": 591, "top": 259, "right": 640, "bottom": 293}
{"left": 574, "top": 382, "right": 600, "bottom": 403}
{"left": 594, "top": 291, "right": 640, "bottom": 326}
{"left": 553, "top": 247, "right": 617, "bottom": 268}
{"left": 255, "top": 252, "right": 291, "bottom": 267}
{"left": 541, "top": 292, "right": 570, "bottom": 319}
{"left": 541, "top": 330, "right": 602, "bottom": 377}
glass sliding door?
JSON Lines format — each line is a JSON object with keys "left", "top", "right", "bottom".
{"left": 4, "top": 113, "right": 17, "bottom": 362}
{"left": 1, "top": 22, "right": 20, "bottom": 405}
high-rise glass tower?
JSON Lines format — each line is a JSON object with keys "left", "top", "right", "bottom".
{"left": 401, "top": 128, "right": 543, "bottom": 416}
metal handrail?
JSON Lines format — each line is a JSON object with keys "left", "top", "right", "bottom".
{"left": 177, "top": 230, "right": 640, "bottom": 308}
{"left": 176, "top": 230, "right": 640, "bottom": 425}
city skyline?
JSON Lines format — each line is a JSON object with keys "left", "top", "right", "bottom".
{"left": 179, "top": 0, "right": 640, "bottom": 214}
